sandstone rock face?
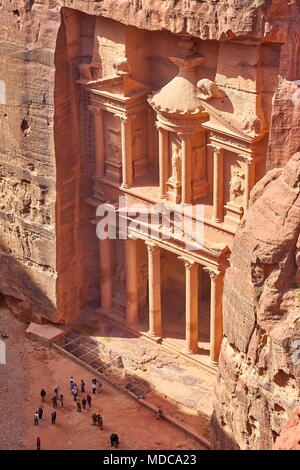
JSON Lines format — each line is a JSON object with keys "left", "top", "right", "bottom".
{"left": 274, "top": 407, "right": 300, "bottom": 450}
{"left": 212, "top": 153, "right": 300, "bottom": 450}
{"left": 0, "top": 3, "right": 299, "bottom": 325}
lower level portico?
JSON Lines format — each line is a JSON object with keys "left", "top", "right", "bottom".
{"left": 97, "top": 236, "right": 226, "bottom": 367}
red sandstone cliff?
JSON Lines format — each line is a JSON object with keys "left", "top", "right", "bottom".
{"left": 212, "top": 152, "right": 300, "bottom": 450}
{"left": 274, "top": 407, "right": 300, "bottom": 450}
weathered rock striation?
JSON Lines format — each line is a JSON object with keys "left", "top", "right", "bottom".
{"left": 274, "top": 407, "right": 300, "bottom": 450}
{"left": 212, "top": 152, "right": 300, "bottom": 450}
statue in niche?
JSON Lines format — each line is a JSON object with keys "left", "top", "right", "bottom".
{"left": 193, "top": 146, "right": 205, "bottom": 180}
{"left": 229, "top": 167, "right": 245, "bottom": 203}
{"left": 169, "top": 145, "right": 182, "bottom": 185}
{"left": 107, "top": 127, "right": 121, "bottom": 162}
{"left": 132, "top": 129, "right": 144, "bottom": 159}
{"left": 113, "top": 264, "right": 126, "bottom": 288}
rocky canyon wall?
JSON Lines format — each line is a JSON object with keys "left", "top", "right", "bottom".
{"left": 212, "top": 152, "right": 300, "bottom": 449}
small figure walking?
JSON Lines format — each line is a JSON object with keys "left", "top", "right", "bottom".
{"left": 54, "top": 385, "right": 60, "bottom": 400}
{"left": 97, "top": 414, "right": 103, "bottom": 430}
{"left": 92, "top": 413, "right": 98, "bottom": 426}
{"left": 87, "top": 394, "right": 92, "bottom": 408}
{"left": 80, "top": 379, "right": 85, "bottom": 393}
{"left": 70, "top": 376, "right": 74, "bottom": 386}
{"left": 92, "top": 381, "right": 97, "bottom": 395}
{"left": 36, "top": 437, "right": 41, "bottom": 451}
{"left": 97, "top": 380, "right": 102, "bottom": 394}
{"left": 73, "top": 388, "right": 78, "bottom": 402}
{"left": 51, "top": 396, "right": 58, "bottom": 408}
{"left": 77, "top": 400, "right": 82, "bottom": 412}
{"left": 40, "top": 388, "right": 46, "bottom": 403}
{"left": 82, "top": 398, "right": 87, "bottom": 410}
{"left": 110, "top": 433, "right": 119, "bottom": 448}
{"left": 51, "top": 411, "right": 56, "bottom": 425}
{"left": 59, "top": 394, "right": 64, "bottom": 407}
{"left": 34, "top": 411, "right": 39, "bottom": 425}
{"left": 38, "top": 407, "right": 43, "bottom": 420}
{"left": 157, "top": 408, "right": 164, "bottom": 420}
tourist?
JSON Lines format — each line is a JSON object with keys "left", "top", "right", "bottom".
{"left": 80, "top": 379, "right": 85, "bottom": 393}
{"left": 70, "top": 376, "right": 74, "bottom": 386}
{"left": 157, "top": 408, "right": 164, "bottom": 420}
{"left": 40, "top": 388, "right": 46, "bottom": 403}
{"left": 92, "top": 381, "right": 97, "bottom": 395}
{"left": 77, "top": 399, "right": 82, "bottom": 412}
{"left": 38, "top": 407, "right": 43, "bottom": 420}
{"left": 51, "top": 396, "right": 58, "bottom": 408}
{"left": 97, "top": 380, "right": 102, "bottom": 393}
{"left": 36, "top": 437, "right": 41, "bottom": 451}
{"left": 51, "top": 411, "right": 56, "bottom": 425}
{"left": 54, "top": 385, "right": 60, "bottom": 399}
{"left": 73, "top": 388, "right": 78, "bottom": 401}
{"left": 82, "top": 398, "right": 87, "bottom": 410}
{"left": 110, "top": 433, "right": 119, "bottom": 447}
{"left": 97, "top": 414, "right": 103, "bottom": 430}
{"left": 59, "top": 394, "right": 64, "bottom": 407}
{"left": 34, "top": 411, "right": 39, "bottom": 425}
{"left": 87, "top": 394, "right": 92, "bottom": 408}
{"left": 92, "top": 413, "right": 98, "bottom": 425}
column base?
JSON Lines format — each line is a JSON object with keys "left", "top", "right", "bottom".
{"left": 182, "top": 347, "right": 199, "bottom": 355}
{"left": 147, "top": 330, "right": 162, "bottom": 342}
{"left": 121, "top": 183, "right": 131, "bottom": 190}
{"left": 211, "top": 217, "right": 223, "bottom": 224}
{"left": 209, "top": 358, "right": 218, "bottom": 367}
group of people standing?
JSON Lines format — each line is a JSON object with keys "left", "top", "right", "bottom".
{"left": 33, "top": 375, "right": 117, "bottom": 450}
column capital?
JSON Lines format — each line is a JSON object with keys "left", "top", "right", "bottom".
{"left": 88, "top": 105, "right": 103, "bottom": 115}
{"left": 179, "top": 257, "right": 198, "bottom": 270}
{"left": 145, "top": 241, "right": 160, "bottom": 254}
{"left": 208, "top": 144, "right": 223, "bottom": 155}
{"left": 203, "top": 267, "right": 224, "bottom": 281}
{"left": 238, "top": 154, "right": 252, "bottom": 164}
{"left": 116, "top": 113, "right": 135, "bottom": 124}
{"left": 177, "top": 131, "right": 193, "bottom": 140}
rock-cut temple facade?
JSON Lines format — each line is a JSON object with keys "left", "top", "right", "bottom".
{"left": 0, "top": 0, "right": 299, "bottom": 451}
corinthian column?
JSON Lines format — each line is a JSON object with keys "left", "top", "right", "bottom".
{"left": 98, "top": 238, "right": 112, "bottom": 312}
{"left": 179, "top": 133, "right": 193, "bottom": 204}
{"left": 146, "top": 241, "right": 162, "bottom": 337}
{"left": 157, "top": 124, "right": 168, "bottom": 198}
{"left": 205, "top": 268, "right": 224, "bottom": 365}
{"left": 118, "top": 115, "right": 133, "bottom": 189}
{"left": 240, "top": 155, "right": 254, "bottom": 213}
{"left": 182, "top": 258, "right": 199, "bottom": 354}
{"left": 210, "top": 145, "right": 224, "bottom": 223}
{"left": 89, "top": 106, "right": 105, "bottom": 176}
{"left": 124, "top": 238, "right": 138, "bottom": 324}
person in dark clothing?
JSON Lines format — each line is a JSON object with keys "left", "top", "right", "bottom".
{"left": 80, "top": 380, "right": 85, "bottom": 393}
{"left": 97, "top": 414, "right": 103, "bottom": 430}
{"left": 157, "top": 408, "right": 164, "bottom": 420}
{"left": 51, "top": 396, "right": 58, "bottom": 408}
{"left": 40, "top": 389, "right": 46, "bottom": 403}
{"left": 38, "top": 408, "right": 43, "bottom": 420}
{"left": 73, "top": 389, "right": 78, "bottom": 402}
{"left": 36, "top": 437, "right": 41, "bottom": 451}
{"left": 51, "top": 411, "right": 56, "bottom": 424}
{"left": 59, "top": 394, "right": 64, "bottom": 407}
{"left": 82, "top": 398, "right": 87, "bottom": 410}
{"left": 110, "top": 433, "right": 119, "bottom": 448}
{"left": 77, "top": 400, "right": 82, "bottom": 412}
{"left": 92, "top": 413, "right": 98, "bottom": 426}
{"left": 86, "top": 394, "right": 92, "bottom": 408}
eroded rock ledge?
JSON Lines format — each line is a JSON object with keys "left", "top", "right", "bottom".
{"left": 212, "top": 153, "right": 300, "bottom": 450}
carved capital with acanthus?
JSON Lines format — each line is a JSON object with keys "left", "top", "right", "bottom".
{"left": 238, "top": 154, "right": 253, "bottom": 165}
{"left": 179, "top": 257, "right": 198, "bottom": 271}
{"left": 88, "top": 105, "right": 103, "bottom": 116}
{"left": 203, "top": 267, "right": 223, "bottom": 281}
{"left": 208, "top": 144, "right": 223, "bottom": 156}
{"left": 145, "top": 241, "right": 160, "bottom": 255}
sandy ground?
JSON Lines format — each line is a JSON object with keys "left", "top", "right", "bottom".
{"left": 0, "top": 307, "right": 204, "bottom": 450}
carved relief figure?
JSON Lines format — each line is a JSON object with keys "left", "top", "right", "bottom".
{"left": 193, "top": 145, "right": 205, "bottom": 180}
{"left": 229, "top": 167, "right": 245, "bottom": 203}
{"left": 197, "top": 78, "right": 223, "bottom": 101}
{"left": 169, "top": 144, "right": 182, "bottom": 185}
{"left": 107, "top": 127, "right": 121, "bottom": 162}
